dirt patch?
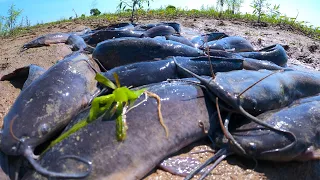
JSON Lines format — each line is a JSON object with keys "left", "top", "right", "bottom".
{"left": 0, "top": 17, "right": 319, "bottom": 179}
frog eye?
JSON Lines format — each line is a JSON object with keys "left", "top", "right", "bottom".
{"left": 38, "top": 123, "right": 51, "bottom": 137}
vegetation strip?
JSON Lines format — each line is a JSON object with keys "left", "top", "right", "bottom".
{"left": 0, "top": 1, "right": 319, "bottom": 40}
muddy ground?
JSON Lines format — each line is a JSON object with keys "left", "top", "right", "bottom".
{"left": 0, "top": 17, "right": 319, "bottom": 179}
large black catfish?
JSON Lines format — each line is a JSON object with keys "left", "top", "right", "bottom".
{"left": 23, "top": 81, "right": 217, "bottom": 180}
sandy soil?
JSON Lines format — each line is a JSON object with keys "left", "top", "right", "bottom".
{"left": 0, "top": 17, "right": 319, "bottom": 179}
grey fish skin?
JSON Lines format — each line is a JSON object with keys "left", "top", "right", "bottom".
{"left": 0, "top": 52, "right": 99, "bottom": 157}
{"left": 103, "top": 55, "right": 286, "bottom": 89}
{"left": 207, "top": 49, "right": 242, "bottom": 58}
{"left": 133, "top": 23, "right": 157, "bottom": 31}
{"left": 0, "top": 64, "right": 46, "bottom": 90}
{"left": 103, "top": 22, "right": 135, "bottom": 31}
{"left": 191, "top": 32, "right": 229, "bottom": 48}
{"left": 208, "top": 46, "right": 287, "bottom": 68}
{"left": 134, "top": 22, "right": 180, "bottom": 33}
{"left": 238, "top": 44, "right": 288, "bottom": 67}
{"left": 102, "top": 56, "right": 243, "bottom": 87}
{"left": 93, "top": 37, "right": 205, "bottom": 70}
{"left": 211, "top": 69, "right": 320, "bottom": 114}
{"left": 0, "top": 151, "right": 27, "bottom": 180}
{"left": 208, "top": 46, "right": 287, "bottom": 69}
{"left": 165, "top": 35, "right": 195, "bottom": 47}
{"left": 22, "top": 28, "right": 91, "bottom": 49}
{"left": 201, "top": 36, "right": 254, "bottom": 52}
{"left": 190, "top": 56, "right": 284, "bottom": 71}
{"left": 22, "top": 81, "right": 217, "bottom": 180}
{"left": 86, "top": 30, "right": 143, "bottom": 46}
{"left": 231, "top": 95, "right": 320, "bottom": 162}
{"left": 160, "top": 22, "right": 181, "bottom": 33}
{"left": 175, "top": 65, "right": 320, "bottom": 115}
{"left": 141, "top": 25, "right": 176, "bottom": 38}
{"left": 242, "top": 58, "right": 284, "bottom": 70}
{"left": 66, "top": 34, "right": 88, "bottom": 51}
{"left": 72, "top": 27, "right": 92, "bottom": 36}
{"left": 153, "top": 36, "right": 167, "bottom": 41}
{"left": 23, "top": 33, "right": 70, "bottom": 49}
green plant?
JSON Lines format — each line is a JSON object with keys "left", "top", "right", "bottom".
{"left": 25, "top": 16, "right": 31, "bottom": 27}
{"left": 72, "top": 8, "right": 78, "bottom": 18}
{"left": 226, "top": 0, "right": 243, "bottom": 14}
{"left": 45, "top": 72, "right": 167, "bottom": 151}
{"left": 251, "top": 0, "right": 267, "bottom": 23}
{"left": 90, "top": 8, "right": 101, "bottom": 16}
{"left": 166, "top": 5, "right": 176, "bottom": 11}
{"left": 117, "top": 0, "right": 153, "bottom": 23}
{"left": 0, "top": 3, "right": 22, "bottom": 36}
{"left": 0, "top": 17, "right": 5, "bottom": 36}
{"left": 6, "top": 4, "right": 22, "bottom": 31}
{"left": 217, "top": 0, "right": 225, "bottom": 15}
{"left": 267, "top": 4, "right": 280, "bottom": 19}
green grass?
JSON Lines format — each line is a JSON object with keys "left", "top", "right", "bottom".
{"left": 1, "top": 7, "right": 319, "bottom": 40}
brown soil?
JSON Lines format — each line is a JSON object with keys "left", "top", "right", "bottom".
{"left": 0, "top": 17, "right": 319, "bottom": 179}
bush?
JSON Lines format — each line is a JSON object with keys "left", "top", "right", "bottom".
{"left": 251, "top": 0, "right": 268, "bottom": 23}
{"left": 90, "top": 8, "right": 101, "bottom": 16}
{"left": 166, "top": 5, "right": 176, "bottom": 11}
{"left": 117, "top": 0, "right": 153, "bottom": 23}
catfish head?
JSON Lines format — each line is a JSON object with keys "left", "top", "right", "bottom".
{"left": 0, "top": 52, "right": 98, "bottom": 178}
{"left": 22, "top": 36, "right": 46, "bottom": 49}
{"left": 231, "top": 97, "right": 320, "bottom": 162}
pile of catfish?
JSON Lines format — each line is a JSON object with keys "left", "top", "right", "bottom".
{"left": 0, "top": 22, "right": 319, "bottom": 180}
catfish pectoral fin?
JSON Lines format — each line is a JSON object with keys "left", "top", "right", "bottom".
{"left": 292, "top": 146, "right": 320, "bottom": 161}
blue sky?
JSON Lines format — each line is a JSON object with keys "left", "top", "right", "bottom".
{"left": 0, "top": 0, "right": 319, "bottom": 27}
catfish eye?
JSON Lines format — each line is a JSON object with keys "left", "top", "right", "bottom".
{"left": 247, "top": 142, "right": 257, "bottom": 155}
{"left": 38, "top": 123, "right": 51, "bottom": 137}
{"left": 11, "top": 146, "right": 17, "bottom": 153}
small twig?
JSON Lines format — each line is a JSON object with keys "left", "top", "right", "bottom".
{"left": 239, "top": 70, "right": 281, "bottom": 97}
{"left": 145, "top": 91, "right": 169, "bottom": 138}
{"left": 72, "top": 9, "right": 78, "bottom": 18}
{"left": 204, "top": 34, "right": 215, "bottom": 79}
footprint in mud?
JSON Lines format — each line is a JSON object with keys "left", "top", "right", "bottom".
{"left": 0, "top": 63, "right": 9, "bottom": 70}
{"left": 308, "top": 44, "right": 319, "bottom": 53}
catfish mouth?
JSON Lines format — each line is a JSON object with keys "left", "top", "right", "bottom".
{"left": 23, "top": 146, "right": 92, "bottom": 179}
{"left": 33, "top": 126, "right": 66, "bottom": 156}
{"left": 231, "top": 127, "right": 295, "bottom": 160}
{"left": 8, "top": 130, "right": 92, "bottom": 179}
